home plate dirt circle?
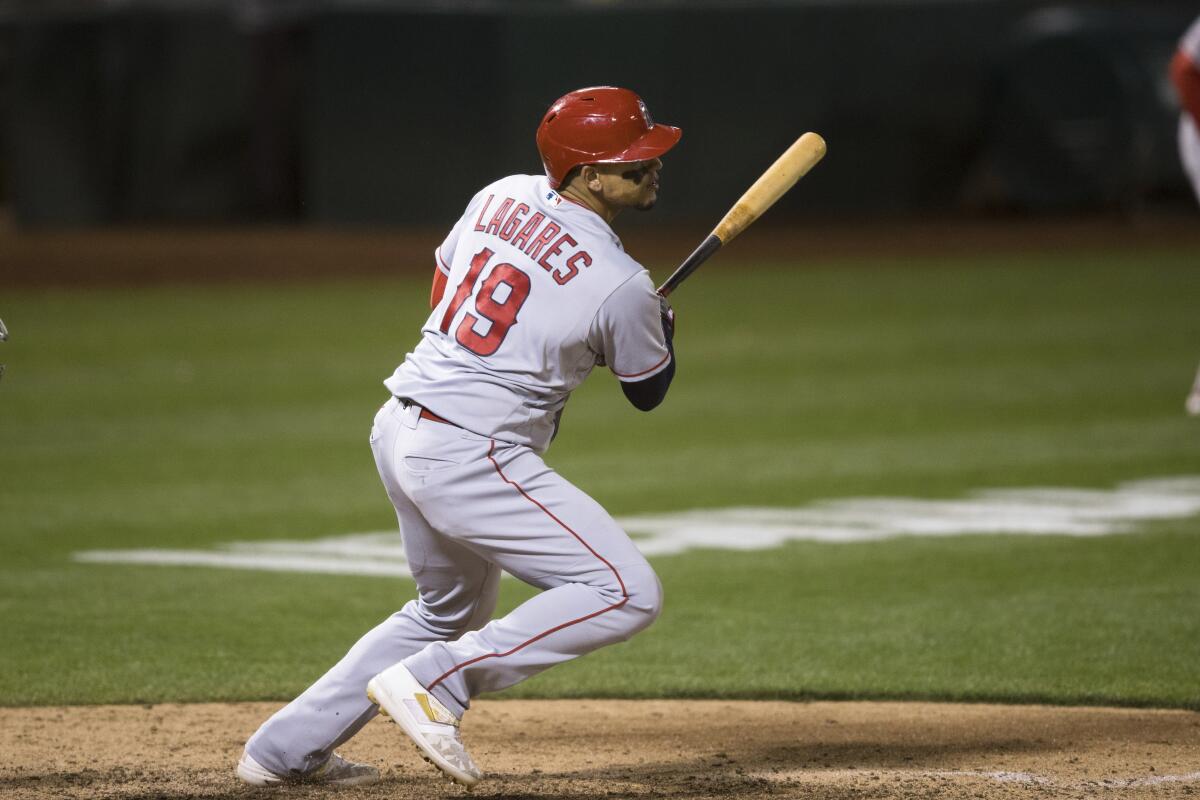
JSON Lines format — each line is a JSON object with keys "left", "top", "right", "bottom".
{"left": 2, "top": 700, "right": 1197, "bottom": 799}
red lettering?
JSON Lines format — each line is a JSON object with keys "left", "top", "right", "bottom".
{"left": 510, "top": 212, "right": 544, "bottom": 251}
{"left": 555, "top": 248, "right": 592, "bottom": 285}
{"left": 457, "top": 264, "right": 531, "bottom": 356}
{"left": 472, "top": 194, "right": 495, "bottom": 232}
{"left": 538, "top": 232, "right": 576, "bottom": 274}
{"left": 497, "top": 203, "right": 529, "bottom": 241}
{"left": 440, "top": 248, "right": 491, "bottom": 333}
{"left": 484, "top": 197, "right": 514, "bottom": 236}
{"left": 524, "top": 221, "right": 562, "bottom": 261}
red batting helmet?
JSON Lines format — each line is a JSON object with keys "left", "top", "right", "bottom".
{"left": 536, "top": 87, "right": 682, "bottom": 189}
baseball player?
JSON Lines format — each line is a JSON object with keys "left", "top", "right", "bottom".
{"left": 237, "top": 86, "right": 680, "bottom": 788}
{"left": 1169, "top": 15, "right": 1200, "bottom": 415}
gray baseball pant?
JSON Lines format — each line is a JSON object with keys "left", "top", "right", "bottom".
{"left": 244, "top": 397, "right": 662, "bottom": 777}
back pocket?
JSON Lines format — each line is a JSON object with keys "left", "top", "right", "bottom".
{"left": 402, "top": 455, "right": 460, "bottom": 473}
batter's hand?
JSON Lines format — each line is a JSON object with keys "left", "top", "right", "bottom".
{"left": 658, "top": 293, "right": 675, "bottom": 342}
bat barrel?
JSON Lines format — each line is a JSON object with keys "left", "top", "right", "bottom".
{"left": 659, "top": 131, "right": 826, "bottom": 297}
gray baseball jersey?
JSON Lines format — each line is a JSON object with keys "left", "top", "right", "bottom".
{"left": 385, "top": 174, "right": 671, "bottom": 452}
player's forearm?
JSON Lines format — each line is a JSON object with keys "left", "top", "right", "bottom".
{"left": 1171, "top": 49, "right": 1200, "bottom": 124}
{"left": 621, "top": 343, "right": 675, "bottom": 411}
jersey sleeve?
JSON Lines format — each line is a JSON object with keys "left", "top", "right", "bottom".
{"left": 432, "top": 190, "right": 490, "bottom": 307}
{"left": 434, "top": 223, "right": 459, "bottom": 278}
{"left": 590, "top": 271, "right": 673, "bottom": 383}
{"left": 430, "top": 225, "right": 458, "bottom": 309}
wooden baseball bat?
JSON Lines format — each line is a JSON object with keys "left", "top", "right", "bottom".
{"left": 657, "top": 132, "right": 827, "bottom": 297}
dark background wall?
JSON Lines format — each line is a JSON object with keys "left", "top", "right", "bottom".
{"left": 2, "top": 1, "right": 1197, "bottom": 227}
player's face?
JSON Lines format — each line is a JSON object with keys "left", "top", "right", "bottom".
{"left": 595, "top": 158, "right": 662, "bottom": 211}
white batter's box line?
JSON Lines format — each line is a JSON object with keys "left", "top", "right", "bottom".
{"left": 71, "top": 475, "right": 1200, "bottom": 579}
{"left": 931, "top": 769, "right": 1200, "bottom": 790}
{"left": 75, "top": 532, "right": 415, "bottom": 578}
{"left": 760, "top": 769, "right": 1200, "bottom": 790}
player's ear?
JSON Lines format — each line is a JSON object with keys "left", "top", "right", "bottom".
{"left": 583, "top": 166, "right": 603, "bottom": 193}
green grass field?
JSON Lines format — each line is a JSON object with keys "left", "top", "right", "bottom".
{"left": 2, "top": 246, "right": 1198, "bottom": 709}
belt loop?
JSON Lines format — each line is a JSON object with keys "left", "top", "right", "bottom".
{"left": 395, "top": 396, "right": 419, "bottom": 429}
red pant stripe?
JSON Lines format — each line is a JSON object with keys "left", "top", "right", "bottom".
{"left": 426, "top": 440, "right": 629, "bottom": 691}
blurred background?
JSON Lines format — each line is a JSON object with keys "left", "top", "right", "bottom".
{"left": 1, "top": 0, "right": 1199, "bottom": 242}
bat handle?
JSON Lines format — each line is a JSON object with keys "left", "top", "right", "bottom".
{"left": 656, "top": 234, "right": 723, "bottom": 297}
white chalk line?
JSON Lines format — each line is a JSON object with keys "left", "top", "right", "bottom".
{"left": 936, "top": 768, "right": 1200, "bottom": 789}
{"left": 757, "top": 768, "right": 1200, "bottom": 789}
{"left": 1100, "top": 771, "right": 1200, "bottom": 787}
{"left": 950, "top": 768, "right": 1200, "bottom": 789}
{"left": 72, "top": 475, "right": 1200, "bottom": 578}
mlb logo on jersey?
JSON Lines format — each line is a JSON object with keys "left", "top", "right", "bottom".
{"left": 545, "top": 190, "right": 562, "bottom": 207}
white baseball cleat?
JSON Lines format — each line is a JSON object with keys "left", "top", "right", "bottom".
{"left": 1188, "top": 366, "right": 1200, "bottom": 416}
{"left": 236, "top": 750, "right": 380, "bottom": 787}
{"left": 366, "top": 663, "right": 483, "bottom": 788}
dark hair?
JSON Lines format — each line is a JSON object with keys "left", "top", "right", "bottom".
{"left": 559, "top": 164, "right": 585, "bottom": 188}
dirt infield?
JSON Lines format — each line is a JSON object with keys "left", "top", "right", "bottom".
{"left": 2, "top": 700, "right": 1197, "bottom": 799}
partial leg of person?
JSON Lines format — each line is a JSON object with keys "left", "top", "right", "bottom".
{"left": 1187, "top": 360, "right": 1200, "bottom": 416}
{"left": 241, "top": 398, "right": 500, "bottom": 778}
{"left": 1181, "top": 114, "right": 1200, "bottom": 205}
{"left": 1182, "top": 118, "right": 1200, "bottom": 416}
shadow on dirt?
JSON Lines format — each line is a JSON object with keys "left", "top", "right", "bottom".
{"left": 0, "top": 735, "right": 1063, "bottom": 799}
